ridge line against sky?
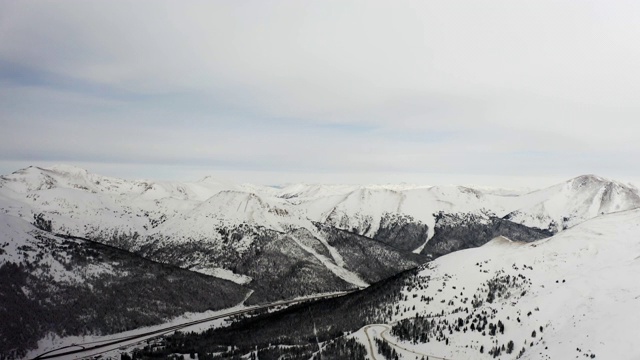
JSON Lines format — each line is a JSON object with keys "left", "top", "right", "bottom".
{"left": 3, "top": 162, "right": 640, "bottom": 190}
{"left": 2, "top": 1, "right": 640, "bottom": 186}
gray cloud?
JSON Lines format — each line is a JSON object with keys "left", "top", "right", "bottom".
{"left": 1, "top": 0, "right": 640, "bottom": 184}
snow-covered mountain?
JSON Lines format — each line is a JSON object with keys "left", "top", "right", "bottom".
{"left": 0, "top": 213, "right": 247, "bottom": 359}
{"left": 0, "top": 166, "right": 428, "bottom": 306}
{"left": 366, "top": 207, "right": 640, "bottom": 359}
{"left": 505, "top": 174, "right": 640, "bottom": 231}
{"left": 2, "top": 167, "right": 640, "bottom": 298}
{"left": 2, "top": 167, "right": 639, "bottom": 293}
{"left": 189, "top": 208, "right": 640, "bottom": 359}
{"left": 4, "top": 165, "right": 640, "bottom": 358}
{"left": 283, "top": 174, "right": 640, "bottom": 254}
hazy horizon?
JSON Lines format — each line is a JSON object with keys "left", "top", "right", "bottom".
{"left": 4, "top": 161, "right": 640, "bottom": 190}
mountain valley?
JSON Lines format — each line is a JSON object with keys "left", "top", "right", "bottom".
{"left": 1, "top": 165, "right": 640, "bottom": 359}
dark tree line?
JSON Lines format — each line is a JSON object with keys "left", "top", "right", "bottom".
{"left": 320, "top": 337, "right": 367, "bottom": 360}
{"left": 33, "top": 213, "right": 52, "bottom": 232}
{"left": 0, "top": 231, "right": 247, "bottom": 359}
{"left": 421, "top": 212, "right": 552, "bottom": 259}
{"left": 375, "top": 338, "right": 400, "bottom": 360}
{"left": 137, "top": 267, "right": 424, "bottom": 358}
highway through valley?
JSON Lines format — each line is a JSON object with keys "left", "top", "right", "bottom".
{"left": 32, "top": 291, "right": 352, "bottom": 360}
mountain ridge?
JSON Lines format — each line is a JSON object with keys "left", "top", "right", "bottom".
{"left": 3, "top": 166, "right": 639, "bottom": 280}
{"left": 4, "top": 165, "right": 640, "bottom": 358}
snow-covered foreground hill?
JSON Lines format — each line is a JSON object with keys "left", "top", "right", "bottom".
{"left": 168, "top": 209, "right": 640, "bottom": 359}
{"left": 378, "top": 208, "right": 640, "bottom": 359}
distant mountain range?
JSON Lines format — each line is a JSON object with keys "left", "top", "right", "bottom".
{"left": 2, "top": 165, "right": 640, "bottom": 358}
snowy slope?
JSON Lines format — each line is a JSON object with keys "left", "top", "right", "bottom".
{"left": 323, "top": 188, "right": 406, "bottom": 238}
{"left": 0, "top": 167, "right": 394, "bottom": 296}
{"left": 289, "top": 175, "right": 640, "bottom": 251}
{"left": 381, "top": 209, "right": 640, "bottom": 359}
{"left": 0, "top": 166, "right": 318, "bottom": 244}
{"left": 294, "top": 184, "right": 531, "bottom": 254}
{"left": 0, "top": 165, "right": 240, "bottom": 242}
{"left": 0, "top": 213, "right": 248, "bottom": 359}
{"left": 2, "top": 166, "right": 640, "bottom": 309}
{"left": 505, "top": 174, "right": 640, "bottom": 231}
{"left": 158, "top": 209, "right": 640, "bottom": 359}
{"left": 0, "top": 167, "right": 423, "bottom": 289}
{"left": 3, "top": 167, "right": 637, "bottom": 250}
{"left": 153, "top": 190, "right": 309, "bottom": 236}
{"left": 11, "top": 165, "right": 639, "bottom": 359}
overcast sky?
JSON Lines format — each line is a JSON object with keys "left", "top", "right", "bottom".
{"left": 1, "top": 1, "right": 640, "bottom": 187}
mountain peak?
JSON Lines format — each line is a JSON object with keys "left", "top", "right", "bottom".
{"left": 570, "top": 174, "right": 607, "bottom": 183}
{"left": 567, "top": 174, "right": 631, "bottom": 190}
{"left": 45, "top": 164, "right": 90, "bottom": 177}
{"left": 197, "top": 175, "right": 234, "bottom": 186}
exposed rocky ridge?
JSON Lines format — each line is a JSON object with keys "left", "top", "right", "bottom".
{"left": 372, "top": 213, "right": 430, "bottom": 251}
{"left": 314, "top": 223, "right": 428, "bottom": 284}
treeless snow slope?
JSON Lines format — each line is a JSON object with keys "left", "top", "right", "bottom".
{"left": 0, "top": 165, "right": 239, "bottom": 238}
{"left": 386, "top": 209, "right": 640, "bottom": 359}
{"left": 149, "top": 190, "right": 305, "bottom": 238}
{"left": 506, "top": 174, "right": 640, "bottom": 231}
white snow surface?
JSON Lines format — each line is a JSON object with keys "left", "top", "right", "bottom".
{"left": 506, "top": 174, "right": 640, "bottom": 231}
{"left": 0, "top": 213, "right": 118, "bottom": 284}
{"left": 382, "top": 209, "right": 640, "bottom": 359}
{"left": 190, "top": 266, "right": 253, "bottom": 285}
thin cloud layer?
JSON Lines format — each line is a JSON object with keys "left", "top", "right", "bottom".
{"left": 1, "top": 1, "right": 640, "bottom": 184}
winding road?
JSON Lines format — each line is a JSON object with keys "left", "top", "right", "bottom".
{"left": 363, "top": 324, "right": 452, "bottom": 360}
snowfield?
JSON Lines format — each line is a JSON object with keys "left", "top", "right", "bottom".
{"left": 379, "top": 209, "right": 640, "bottom": 359}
